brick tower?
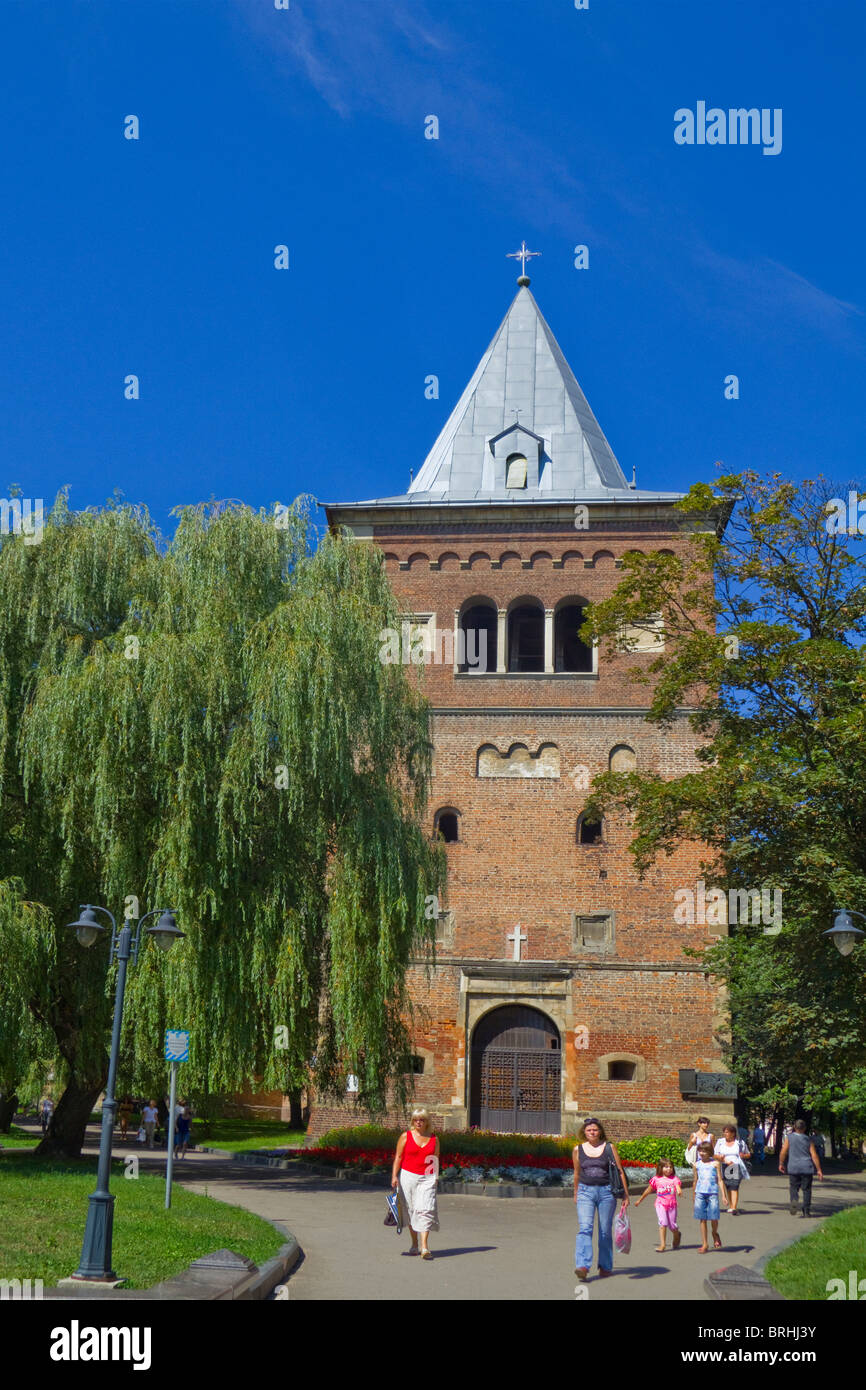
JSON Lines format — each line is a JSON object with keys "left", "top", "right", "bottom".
{"left": 321, "top": 272, "right": 729, "bottom": 1141}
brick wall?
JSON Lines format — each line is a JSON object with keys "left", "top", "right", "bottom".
{"left": 303, "top": 512, "right": 727, "bottom": 1143}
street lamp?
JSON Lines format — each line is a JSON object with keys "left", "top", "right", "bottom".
{"left": 66, "top": 903, "right": 184, "bottom": 1282}
{"left": 824, "top": 909, "right": 866, "bottom": 958}
{"left": 146, "top": 909, "right": 184, "bottom": 953}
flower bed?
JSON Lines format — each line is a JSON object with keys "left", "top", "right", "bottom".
{"left": 276, "top": 1143, "right": 688, "bottom": 1186}
{"left": 308, "top": 1125, "right": 687, "bottom": 1169}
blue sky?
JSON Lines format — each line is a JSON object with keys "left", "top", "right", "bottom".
{"left": 1, "top": 0, "right": 863, "bottom": 532}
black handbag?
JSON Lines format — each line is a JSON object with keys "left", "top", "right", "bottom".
{"left": 606, "top": 1143, "right": 625, "bottom": 1198}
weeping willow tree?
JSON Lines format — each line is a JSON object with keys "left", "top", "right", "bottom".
{"left": 0, "top": 886, "right": 55, "bottom": 1129}
{"left": 0, "top": 494, "right": 444, "bottom": 1155}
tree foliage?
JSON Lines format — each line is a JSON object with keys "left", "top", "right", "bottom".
{"left": 0, "top": 495, "right": 444, "bottom": 1153}
{"left": 581, "top": 472, "right": 866, "bottom": 1107}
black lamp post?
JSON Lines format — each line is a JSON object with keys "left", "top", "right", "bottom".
{"left": 824, "top": 909, "right": 866, "bottom": 958}
{"left": 67, "top": 904, "right": 183, "bottom": 1282}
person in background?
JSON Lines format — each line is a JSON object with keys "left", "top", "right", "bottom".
{"left": 40, "top": 1096, "right": 54, "bottom": 1134}
{"left": 714, "top": 1124, "right": 751, "bottom": 1215}
{"left": 779, "top": 1120, "right": 824, "bottom": 1217}
{"left": 572, "top": 1116, "right": 630, "bottom": 1281}
{"left": 751, "top": 1121, "right": 766, "bottom": 1165}
{"left": 141, "top": 1098, "right": 158, "bottom": 1150}
{"left": 173, "top": 1103, "right": 192, "bottom": 1159}
{"left": 118, "top": 1096, "right": 133, "bottom": 1138}
{"left": 686, "top": 1116, "right": 715, "bottom": 1160}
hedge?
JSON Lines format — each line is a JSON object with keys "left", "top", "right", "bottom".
{"left": 310, "top": 1126, "right": 687, "bottom": 1166}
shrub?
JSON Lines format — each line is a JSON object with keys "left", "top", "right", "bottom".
{"left": 309, "top": 1126, "right": 685, "bottom": 1168}
{"left": 616, "top": 1136, "right": 685, "bottom": 1165}
{"left": 313, "top": 1124, "right": 401, "bottom": 1150}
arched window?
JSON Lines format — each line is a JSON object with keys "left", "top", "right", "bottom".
{"left": 609, "top": 744, "right": 637, "bottom": 772}
{"left": 505, "top": 453, "right": 528, "bottom": 489}
{"left": 434, "top": 809, "right": 460, "bottom": 843}
{"left": 508, "top": 603, "right": 544, "bottom": 672}
{"left": 459, "top": 603, "right": 497, "bottom": 673}
{"left": 555, "top": 603, "right": 593, "bottom": 672}
{"left": 577, "top": 814, "right": 603, "bottom": 845}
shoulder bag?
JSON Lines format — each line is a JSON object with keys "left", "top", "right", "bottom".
{"left": 606, "top": 1142, "right": 625, "bottom": 1197}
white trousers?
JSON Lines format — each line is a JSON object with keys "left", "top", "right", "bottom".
{"left": 399, "top": 1170, "right": 440, "bottom": 1233}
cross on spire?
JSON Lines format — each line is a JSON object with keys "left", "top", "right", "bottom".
{"left": 507, "top": 240, "right": 541, "bottom": 282}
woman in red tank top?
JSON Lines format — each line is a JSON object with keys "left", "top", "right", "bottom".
{"left": 391, "top": 1108, "right": 440, "bottom": 1258}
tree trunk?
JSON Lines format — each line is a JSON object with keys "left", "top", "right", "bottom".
{"left": 287, "top": 1087, "right": 303, "bottom": 1128}
{"left": 35, "top": 1074, "right": 103, "bottom": 1158}
{"left": 0, "top": 1091, "right": 19, "bottom": 1132}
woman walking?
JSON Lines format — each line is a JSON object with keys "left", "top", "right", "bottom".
{"left": 391, "top": 1108, "right": 440, "bottom": 1259}
{"left": 573, "top": 1117, "right": 630, "bottom": 1281}
{"left": 686, "top": 1116, "right": 715, "bottom": 1162}
{"left": 714, "top": 1123, "right": 750, "bottom": 1214}
{"left": 779, "top": 1120, "right": 824, "bottom": 1217}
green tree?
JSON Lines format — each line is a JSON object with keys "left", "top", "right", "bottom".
{"left": 581, "top": 472, "right": 866, "bottom": 1108}
{"left": 0, "top": 884, "right": 55, "bottom": 1129}
{"left": 0, "top": 496, "right": 444, "bottom": 1156}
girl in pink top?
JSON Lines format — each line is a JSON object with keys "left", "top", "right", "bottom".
{"left": 634, "top": 1159, "right": 682, "bottom": 1251}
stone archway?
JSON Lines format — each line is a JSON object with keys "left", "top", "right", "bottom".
{"left": 469, "top": 1004, "right": 561, "bottom": 1134}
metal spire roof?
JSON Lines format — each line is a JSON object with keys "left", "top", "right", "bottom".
{"left": 409, "top": 282, "right": 632, "bottom": 501}
{"left": 325, "top": 279, "right": 685, "bottom": 513}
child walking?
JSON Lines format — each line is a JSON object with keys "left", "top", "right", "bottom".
{"left": 634, "top": 1159, "right": 682, "bottom": 1251}
{"left": 691, "top": 1142, "right": 728, "bottom": 1252}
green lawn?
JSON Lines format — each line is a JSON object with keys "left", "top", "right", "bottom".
{"left": 765, "top": 1204, "right": 866, "bottom": 1300}
{"left": 0, "top": 1124, "right": 40, "bottom": 1149}
{"left": 194, "top": 1117, "right": 307, "bottom": 1153}
{"left": 0, "top": 1152, "right": 286, "bottom": 1289}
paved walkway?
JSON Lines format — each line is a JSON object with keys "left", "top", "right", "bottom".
{"left": 107, "top": 1141, "right": 866, "bottom": 1301}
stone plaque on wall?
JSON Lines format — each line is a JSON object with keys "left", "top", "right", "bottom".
{"left": 694, "top": 1072, "right": 737, "bottom": 1098}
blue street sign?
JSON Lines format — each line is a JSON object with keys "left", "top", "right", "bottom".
{"left": 164, "top": 1029, "right": 190, "bottom": 1063}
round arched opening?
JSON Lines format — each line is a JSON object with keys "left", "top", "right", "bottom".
{"left": 434, "top": 809, "right": 460, "bottom": 843}
{"left": 469, "top": 1004, "right": 561, "bottom": 1133}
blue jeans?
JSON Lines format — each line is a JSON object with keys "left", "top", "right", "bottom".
{"left": 575, "top": 1183, "right": 616, "bottom": 1270}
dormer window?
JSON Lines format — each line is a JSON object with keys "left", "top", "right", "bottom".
{"left": 505, "top": 454, "right": 528, "bottom": 489}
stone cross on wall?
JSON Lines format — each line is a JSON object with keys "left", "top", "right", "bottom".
{"left": 507, "top": 924, "right": 527, "bottom": 961}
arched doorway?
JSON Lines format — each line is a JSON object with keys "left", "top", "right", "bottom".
{"left": 469, "top": 1005, "right": 561, "bottom": 1134}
